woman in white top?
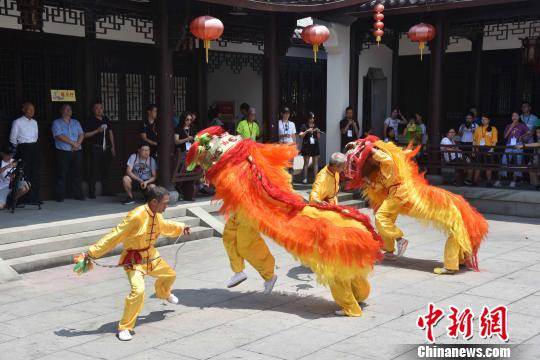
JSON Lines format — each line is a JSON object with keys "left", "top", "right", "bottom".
{"left": 277, "top": 107, "right": 296, "bottom": 145}
{"left": 458, "top": 113, "right": 478, "bottom": 145}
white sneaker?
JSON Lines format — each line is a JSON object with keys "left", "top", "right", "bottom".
{"left": 263, "top": 275, "right": 278, "bottom": 294}
{"left": 302, "top": 178, "right": 308, "bottom": 184}
{"left": 167, "top": 294, "right": 178, "bottom": 304}
{"left": 494, "top": 180, "right": 502, "bottom": 187}
{"left": 384, "top": 252, "right": 397, "bottom": 261}
{"left": 509, "top": 181, "right": 516, "bottom": 188}
{"left": 118, "top": 329, "right": 132, "bottom": 341}
{"left": 335, "top": 310, "right": 347, "bottom": 316}
{"left": 396, "top": 238, "right": 409, "bottom": 258}
{"left": 227, "top": 272, "right": 247, "bottom": 288}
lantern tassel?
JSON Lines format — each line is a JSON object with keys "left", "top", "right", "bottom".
{"left": 204, "top": 39, "right": 210, "bottom": 64}
{"left": 313, "top": 44, "right": 319, "bottom": 63}
{"left": 419, "top": 41, "right": 425, "bottom": 61}
{"left": 376, "top": 36, "right": 381, "bottom": 46}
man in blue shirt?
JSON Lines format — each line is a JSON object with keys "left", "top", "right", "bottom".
{"left": 52, "top": 104, "right": 85, "bottom": 202}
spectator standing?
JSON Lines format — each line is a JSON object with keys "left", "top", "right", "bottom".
{"left": 415, "top": 113, "right": 428, "bottom": 145}
{"left": 383, "top": 108, "right": 407, "bottom": 141}
{"left": 0, "top": 146, "right": 30, "bottom": 209}
{"left": 458, "top": 113, "right": 478, "bottom": 145}
{"left": 52, "top": 104, "right": 85, "bottom": 201}
{"left": 473, "top": 115, "right": 498, "bottom": 187}
{"left": 384, "top": 127, "right": 398, "bottom": 144}
{"left": 469, "top": 107, "right": 482, "bottom": 125}
{"left": 278, "top": 107, "right": 296, "bottom": 145}
{"left": 521, "top": 102, "right": 539, "bottom": 132}
{"left": 9, "top": 102, "right": 40, "bottom": 204}
{"left": 497, "top": 111, "right": 529, "bottom": 188}
{"left": 339, "top": 107, "right": 359, "bottom": 151}
{"left": 403, "top": 118, "right": 422, "bottom": 146}
{"left": 236, "top": 107, "right": 260, "bottom": 141}
{"left": 299, "top": 112, "right": 320, "bottom": 184}
{"left": 140, "top": 104, "right": 158, "bottom": 158}
{"left": 516, "top": 126, "right": 540, "bottom": 190}
{"left": 122, "top": 144, "right": 157, "bottom": 205}
{"left": 236, "top": 103, "right": 250, "bottom": 123}
{"left": 209, "top": 108, "right": 224, "bottom": 127}
{"left": 84, "top": 101, "right": 116, "bottom": 198}
{"left": 174, "top": 111, "right": 196, "bottom": 201}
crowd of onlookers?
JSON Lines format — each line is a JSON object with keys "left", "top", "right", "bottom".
{"left": 2, "top": 99, "right": 540, "bottom": 209}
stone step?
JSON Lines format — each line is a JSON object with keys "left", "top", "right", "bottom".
{"left": 0, "top": 216, "right": 200, "bottom": 260}
{"left": 0, "top": 206, "right": 190, "bottom": 245}
{"left": 6, "top": 226, "right": 215, "bottom": 274}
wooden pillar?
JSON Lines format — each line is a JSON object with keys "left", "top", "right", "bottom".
{"left": 263, "top": 13, "right": 280, "bottom": 143}
{"left": 155, "top": 0, "right": 174, "bottom": 189}
{"left": 194, "top": 45, "right": 208, "bottom": 128}
{"left": 471, "top": 31, "right": 483, "bottom": 110}
{"left": 349, "top": 21, "right": 360, "bottom": 116}
{"left": 428, "top": 14, "right": 445, "bottom": 146}
{"left": 391, "top": 30, "right": 400, "bottom": 107}
{"left": 83, "top": 10, "right": 98, "bottom": 121}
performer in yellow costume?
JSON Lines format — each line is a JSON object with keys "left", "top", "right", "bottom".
{"left": 309, "top": 154, "right": 341, "bottom": 205}
{"left": 222, "top": 211, "right": 277, "bottom": 292}
{"left": 186, "top": 127, "right": 382, "bottom": 317}
{"left": 344, "top": 136, "right": 488, "bottom": 274}
{"left": 309, "top": 152, "right": 371, "bottom": 315}
{"left": 83, "top": 186, "right": 189, "bottom": 341}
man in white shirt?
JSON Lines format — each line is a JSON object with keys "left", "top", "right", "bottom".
{"left": 277, "top": 107, "right": 296, "bottom": 144}
{"left": 383, "top": 108, "right": 407, "bottom": 140}
{"left": 9, "top": 102, "right": 40, "bottom": 204}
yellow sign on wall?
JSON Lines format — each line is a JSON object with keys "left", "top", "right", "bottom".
{"left": 50, "top": 89, "right": 76, "bottom": 102}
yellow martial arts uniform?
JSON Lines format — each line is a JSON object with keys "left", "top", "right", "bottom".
{"left": 310, "top": 166, "right": 339, "bottom": 205}
{"left": 370, "top": 150, "right": 465, "bottom": 270}
{"left": 87, "top": 204, "right": 185, "bottom": 331}
{"left": 308, "top": 174, "right": 370, "bottom": 316}
{"left": 222, "top": 211, "right": 275, "bottom": 280}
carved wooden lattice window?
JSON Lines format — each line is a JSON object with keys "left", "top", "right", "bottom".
{"left": 148, "top": 75, "right": 156, "bottom": 105}
{"left": 126, "top": 73, "right": 143, "bottom": 121}
{"left": 100, "top": 72, "right": 119, "bottom": 121}
{"left": 0, "top": 48, "right": 16, "bottom": 121}
{"left": 21, "top": 51, "right": 46, "bottom": 119}
{"left": 173, "top": 75, "right": 187, "bottom": 114}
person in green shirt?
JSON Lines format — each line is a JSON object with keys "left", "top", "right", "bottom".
{"left": 403, "top": 118, "right": 423, "bottom": 145}
{"left": 236, "top": 107, "right": 260, "bottom": 140}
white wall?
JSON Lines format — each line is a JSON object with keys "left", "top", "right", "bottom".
{"left": 325, "top": 22, "right": 350, "bottom": 161}
{"left": 357, "top": 44, "right": 393, "bottom": 132}
{"left": 207, "top": 61, "right": 263, "bottom": 124}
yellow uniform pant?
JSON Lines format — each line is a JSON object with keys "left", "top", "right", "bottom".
{"left": 375, "top": 197, "right": 465, "bottom": 271}
{"left": 118, "top": 258, "right": 176, "bottom": 331}
{"left": 222, "top": 213, "right": 275, "bottom": 281}
{"left": 329, "top": 276, "right": 371, "bottom": 317}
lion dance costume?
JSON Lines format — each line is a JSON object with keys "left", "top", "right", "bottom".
{"left": 344, "top": 136, "right": 488, "bottom": 273}
{"left": 186, "top": 127, "right": 382, "bottom": 316}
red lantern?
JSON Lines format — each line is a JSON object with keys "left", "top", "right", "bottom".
{"left": 373, "top": 3, "right": 385, "bottom": 45}
{"left": 407, "top": 22, "right": 437, "bottom": 60}
{"left": 301, "top": 24, "right": 330, "bottom": 63}
{"left": 190, "top": 15, "right": 224, "bottom": 63}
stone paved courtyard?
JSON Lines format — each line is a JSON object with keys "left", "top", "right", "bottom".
{"left": 0, "top": 211, "right": 539, "bottom": 360}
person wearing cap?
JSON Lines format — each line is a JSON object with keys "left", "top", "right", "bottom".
{"left": 278, "top": 107, "right": 296, "bottom": 145}
{"left": 236, "top": 107, "right": 261, "bottom": 141}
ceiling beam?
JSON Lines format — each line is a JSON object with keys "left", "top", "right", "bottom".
{"left": 195, "top": 0, "right": 370, "bottom": 13}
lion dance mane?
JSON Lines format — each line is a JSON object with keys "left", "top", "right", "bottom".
{"left": 345, "top": 135, "right": 488, "bottom": 271}
{"left": 186, "top": 127, "right": 382, "bottom": 284}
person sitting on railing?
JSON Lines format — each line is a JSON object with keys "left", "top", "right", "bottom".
{"left": 473, "top": 115, "right": 498, "bottom": 187}
{"left": 440, "top": 129, "right": 471, "bottom": 186}
{"left": 516, "top": 126, "right": 540, "bottom": 190}
{"left": 497, "top": 111, "right": 529, "bottom": 188}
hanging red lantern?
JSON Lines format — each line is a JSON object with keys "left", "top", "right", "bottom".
{"left": 190, "top": 15, "right": 224, "bottom": 63}
{"left": 373, "top": 12, "right": 384, "bottom": 22}
{"left": 301, "top": 24, "right": 330, "bottom": 63}
{"left": 373, "top": 3, "right": 385, "bottom": 45}
{"left": 407, "top": 22, "right": 437, "bottom": 61}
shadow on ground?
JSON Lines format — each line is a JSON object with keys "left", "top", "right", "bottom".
{"left": 54, "top": 310, "right": 175, "bottom": 337}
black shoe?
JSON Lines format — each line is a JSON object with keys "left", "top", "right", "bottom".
{"left": 56, "top": 198, "right": 64, "bottom": 202}
{"left": 122, "top": 197, "right": 135, "bottom": 205}
{"left": 88, "top": 193, "right": 96, "bottom": 199}
{"left": 74, "top": 196, "right": 86, "bottom": 201}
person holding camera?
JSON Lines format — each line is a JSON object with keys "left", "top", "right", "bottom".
{"left": 339, "top": 107, "right": 359, "bottom": 152}
{"left": 122, "top": 144, "right": 157, "bottom": 205}
{"left": 299, "top": 112, "right": 321, "bottom": 184}
{"left": 84, "top": 101, "right": 116, "bottom": 198}
{"left": 0, "top": 146, "right": 30, "bottom": 209}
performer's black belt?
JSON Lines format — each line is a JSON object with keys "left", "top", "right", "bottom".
{"left": 17, "top": 142, "right": 38, "bottom": 147}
